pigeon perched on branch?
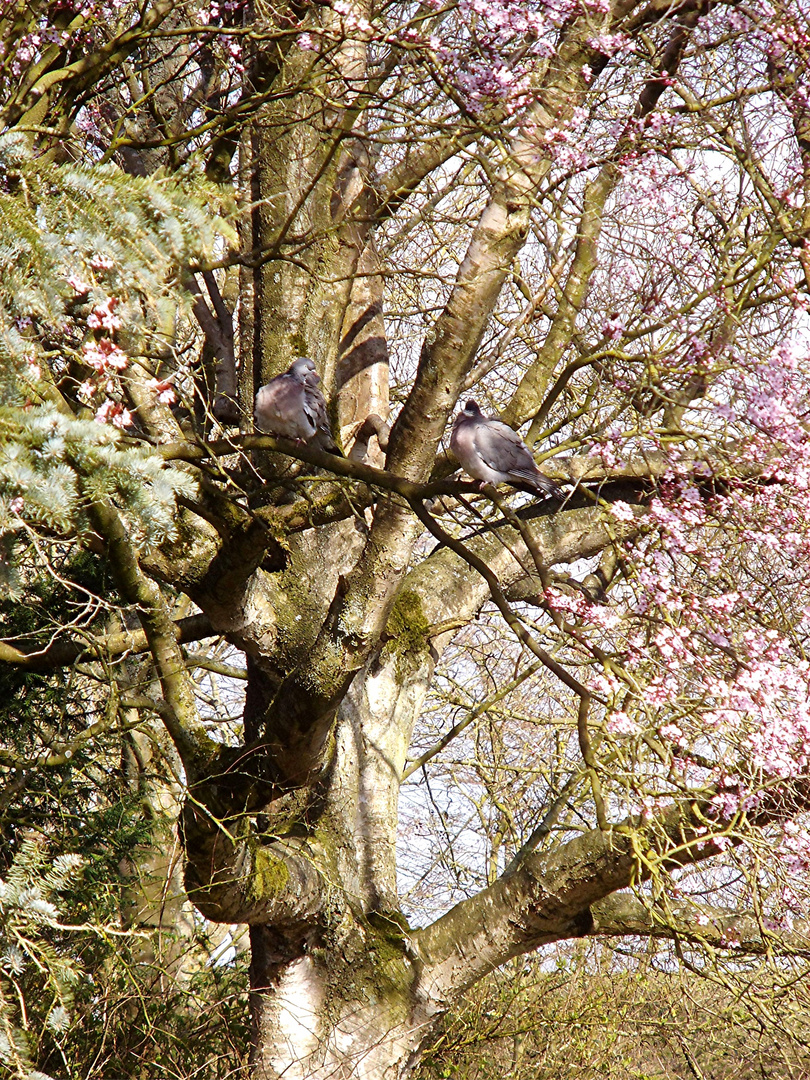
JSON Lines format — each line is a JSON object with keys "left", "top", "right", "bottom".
{"left": 450, "top": 400, "right": 562, "bottom": 498}
{"left": 254, "top": 357, "right": 342, "bottom": 454}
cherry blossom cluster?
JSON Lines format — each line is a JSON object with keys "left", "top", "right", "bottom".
{"left": 2, "top": 2, "right": 138, "bottom": 82}
{"left": 67, "top": 274, "right": 179, "bottom": 424}
{"left": 194, "top": 0, "right": 247, "bottom": 21}
{"left": 777, "top": 820, "right": 810, "bottom": 881}
{"left": 548, "top": 323, "right": 810, "bottom": 836}
{"left": 67, "top": 278, "right": 132, "bottom": 429}
{"left": 423, "top": 0, "right": 600, "bottom": 115}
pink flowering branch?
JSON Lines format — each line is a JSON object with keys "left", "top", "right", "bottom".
{"left": 503, "top": 0, "right": 708, "bottom": 434}
{"left": 2, "top": 0, "right": 178, "bottom": 132}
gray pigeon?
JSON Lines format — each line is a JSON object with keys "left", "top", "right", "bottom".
{"left": 450, "top": 400, "right": 562, "bottom": 498}
{"left": 254, "top": 357, "right": 341, "bottom": 454}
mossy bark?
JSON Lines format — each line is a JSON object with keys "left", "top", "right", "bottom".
{"left": 172, "top": 4, "right": 709, "bottom": 1078}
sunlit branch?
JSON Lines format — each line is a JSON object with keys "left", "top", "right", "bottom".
{"left": 592, "top": 893, "right": 810, "bottom": 958}
{"left": 87, "top": 498, "right": 216, "bottom": 778}
{"left": 406, "top": 495, "right": 597, "bottom": 702}
{"left": 402, "top": 660, "right": 544, "bottom": 780}
{"left": 0, "top": 613, "right": 215, "bottom": 673}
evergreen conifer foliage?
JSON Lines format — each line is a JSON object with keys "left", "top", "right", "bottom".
{"left": 0, "top": 838, "right": 84, "bottom": 1080}
{"left": 0, "top": 132, "right": 234, "bottom": 559}
{"left": 0, "top": 131, "right": 245, "bottom": 1079}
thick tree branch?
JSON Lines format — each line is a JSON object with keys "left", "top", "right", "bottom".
{"left": 371, "top": 127, "right": 483, "bottom": 224}
{"left": 413, "top": 801, "right": 724, "bottom": 1002}
{"left": 182, "top": 819, "right": 328, "bottom": 926}
{"left": 592, "top": 893, "right": 810, "bottom": 957}
{"left": 407, "top": 495, "right": 590, "bottom": 700}
{"left": 159, "top": 431, "right": 757, "bottom": 495}
{"left": 385, "top": 33, "right": 606, "bottom": 484}
{"left": 87, "top": 499, "right": 216, "bottom": 779}
{"left": 417, "top": 769, "right": 810, "bottom": 1004}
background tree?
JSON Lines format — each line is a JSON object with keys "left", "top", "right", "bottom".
{"left": 2, "top": 0, "right": 810, "bottom": 1078}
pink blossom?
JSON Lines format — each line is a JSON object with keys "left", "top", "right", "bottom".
{"left": 659, "top": 722, "right": 685, "bottom": 745}
{"left": 710, "top": 790, "right": 741, "bottom": 820}
{"left": 602, "top": 314, "right": 625, "bottom": 340}
{"left": 225, "top": 38, "right": 244, "bottom": 69}
{"left": 147, "top": 377, "right": 177, "bottom": 405}
{"left": 587, "top": 32, "right": 629, "bottom": 56}
{"left": 87, "top": 296, "right": 122, "bottom": 332}
{"left": 66, "top": 274, "right": 92, "bottom": 294}
{"left": 606, "top": 711, "right": 639, "bottom": 735}
{"left": 610, "top": 500, "right": 636, "bottom": 522}
{"left": 196, "top": 2, "right": 219, "bottom": 21}
{"left": 777, "top": 821, "right": 810, "bottom": 876}
{"left": 332, "top": 0, "right": 372, "bottom": 32}
{"left": 587, "top": 604, "right": 620, "bottom": 629}
{"left": 589, "top": 672, "right": 621, "bottom": 696}
{"left": 94, "top": 400, "right": 132, "bottom": 428}
{"left": 82, "top": 338, "right": 128, "bottom": 373}
{"left": 704, "top": 593, "right": 739, "bottom": 615}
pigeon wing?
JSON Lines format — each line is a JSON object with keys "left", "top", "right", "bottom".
{"left": 474, "top": 419, "right": 536, "bottom": 477}
{"left": 475, "top": 419, "right": 561, "bottom": 497}
{"left": 303, "top": 383, "right": 343, "bottom": 455}
{"left": 301, "top": 384, "right": 326, "bottom": 428}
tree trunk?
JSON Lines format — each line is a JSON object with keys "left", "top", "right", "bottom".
{"left": 248, "top": 933, "right": 434, "bottom": 1080}
{"left": 244, "top": 649, "right": 437, "bottom": 1079}
{"left": 102, "top": 1, "right": 788, "bottom": 1075}
{"left": 188, "top": 7, "right": 642, "bottom": 1055}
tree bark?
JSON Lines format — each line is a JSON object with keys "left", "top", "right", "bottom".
{"left": 8, "top": 0, "right": 791, "bottom": 1075}
{"left": 172, "top": 3, "right": 747, "bottom": 1074}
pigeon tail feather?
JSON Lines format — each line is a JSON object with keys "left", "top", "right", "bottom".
{"left": 512, "top": 471, "right": 564, "bottom": 499}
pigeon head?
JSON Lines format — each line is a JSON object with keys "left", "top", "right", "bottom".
{"left": 463, "top": 400, "right": 482, "bottom": 417}
{"left": 289, "top": 357, "right": 319, "bottom": 382}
